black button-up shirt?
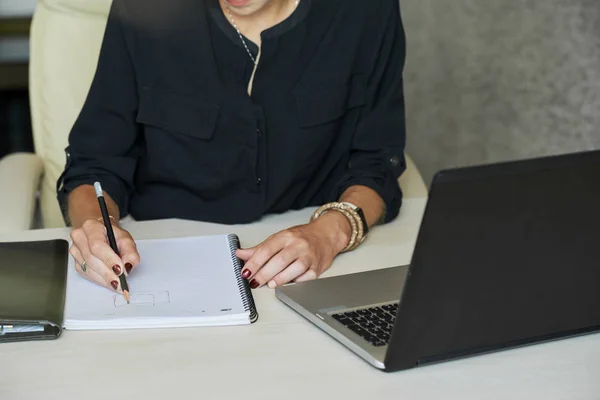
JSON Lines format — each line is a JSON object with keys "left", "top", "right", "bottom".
{"left": 57, "top": 0, "right": 407, "bottom": 225}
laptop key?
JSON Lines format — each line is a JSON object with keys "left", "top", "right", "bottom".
{"left": 363, "top": 333, "right": 376, "bottom": 343}
{"left": 372, "top": 327, "right": 385, "bottom": 337}
{"left": 344, "top": 323, "right": 358, "bottom": 331}
{"left": 364, "top": 322, "right": 379, "bottom": 332}
{"left": 375, "top": 319, "right": 388, "bottom": 328}
{"left": 351, "top": 326, "right": 368, "bottom": 337}
{"left": 333, "top": 315, "right": 351, "bottom": 324}
{"left": 333, "top": 314, "right": 353, "bottom": 325}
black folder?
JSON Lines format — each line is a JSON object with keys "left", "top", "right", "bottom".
{"left": 0, "top": 239, "right": 69, "bottom": 342}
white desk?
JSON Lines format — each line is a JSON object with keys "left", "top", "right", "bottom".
{"left": 1, "top": 198, "right": 599, "bottom": 400}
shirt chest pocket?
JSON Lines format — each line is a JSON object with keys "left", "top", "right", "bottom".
{"left": 136, "top": 87, "right": 219, "bottom": 140}
{"left": 135, "top": 87, "right": 250, "bottom": 194}
{"left": 293, "top": 74, "right": 366, "bottom": 128}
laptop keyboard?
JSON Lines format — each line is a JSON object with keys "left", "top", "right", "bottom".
{"left": 331, "top": 302, "right": 398, "bottom": 347}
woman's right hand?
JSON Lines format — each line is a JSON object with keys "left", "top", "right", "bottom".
{"left": 69, "top": 218, "right": 140, "bottom": 292}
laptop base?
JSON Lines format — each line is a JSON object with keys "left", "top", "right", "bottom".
{"left": 276, "top": 265, "right": 409, "bottom": 369}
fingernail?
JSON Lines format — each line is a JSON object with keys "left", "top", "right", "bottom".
{"left": 267, "top": 280, "right": 276, "bottom": 289}
{"left": 241, "top": 269, "right": 251, "bottom": 280}
{"left": 111, "top": 280, "right": 119, "bottom": 290}
{"left": 125, "top": 263, "right": 133, "bottom": 275}
{"left": 250, "top": 279, "right": 259, "bottom": 289}
{"left": 112, "top": 265, "right": 122, "bottom": 275}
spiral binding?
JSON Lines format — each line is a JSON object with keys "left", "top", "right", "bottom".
{"left": 227, "top": 234, "right": 259, "bottom": 323}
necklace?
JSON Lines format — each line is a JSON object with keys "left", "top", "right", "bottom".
{"left": 224, "top": 0, "right": 299, "bottom": 65}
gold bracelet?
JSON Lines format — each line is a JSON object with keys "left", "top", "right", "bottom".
{"left": 311, "top": 202, "right": 364, "bottom": 252}
{"left": 332, "top": 208, "right": 359, "bottom": 252}
{"left": 341, "top": 205, "right": 364, "bottom": 252}
{"left": 97, "top": 215, "right": 117, "bottom": 224}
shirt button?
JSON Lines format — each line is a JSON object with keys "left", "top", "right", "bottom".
{"left": 257, "top": 128, "right": 262, "bottom": 137}
{"left": 390, "top": 155, "right": 400, "bottom": 167}
{"left": 256, "top": 178, "right": 262, "bottom": 186}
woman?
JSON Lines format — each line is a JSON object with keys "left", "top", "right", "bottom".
{"left": 58, "top": 0, "right": 407, "bottom": 293}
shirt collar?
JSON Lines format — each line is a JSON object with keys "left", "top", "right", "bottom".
{"left": 208, "top": 0, "right": 311, "bottom": 52}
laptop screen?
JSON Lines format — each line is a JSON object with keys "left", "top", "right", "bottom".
{"left": 386, "top": 150, "right": 600, "bottom": 369}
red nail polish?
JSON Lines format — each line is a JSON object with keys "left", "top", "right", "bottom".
{"left": 250, "top": 279, "right": 259, "bottom": 289}
{"left": 125, "top": 263, "right": 133, "bottom": 274}
{"left": 111, "top": 281, "right": 119, "bottom": 290}
{"left": 112, "top": 265, "right": 121, "bottom": 275}
{"left": 241, "top": 269, "right": 251, "bottom": 280}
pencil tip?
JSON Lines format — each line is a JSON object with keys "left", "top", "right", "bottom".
{"left": 124, "top": 290, "right": 131, "bottom": 304}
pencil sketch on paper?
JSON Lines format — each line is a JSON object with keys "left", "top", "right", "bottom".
{"left": 113, "top": 291, "right": 171, "bottom": 307}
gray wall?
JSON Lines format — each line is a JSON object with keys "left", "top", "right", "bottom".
{"left": 401, "top": 0, "right": 600, "bottom": 184}
{"left": 0, "top": 0, "right": 36, "bottom": 17}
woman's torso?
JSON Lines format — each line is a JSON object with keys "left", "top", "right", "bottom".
{"left": 120, "top": 0, "right": 391, "bottom": 223}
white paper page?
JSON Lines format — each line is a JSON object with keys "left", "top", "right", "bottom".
{"left": 64, "top": 234, "right": 249, "bottom": 329}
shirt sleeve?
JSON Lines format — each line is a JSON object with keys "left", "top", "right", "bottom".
{"left": 333, "top": 1, "right": 407, "bottom": 223}
{"left": 56, "top": 0, "right": 139, "bottom": 223}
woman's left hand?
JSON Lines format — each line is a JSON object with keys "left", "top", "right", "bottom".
{"left": 236, "top": 212, "right": 351, "bottom": 289}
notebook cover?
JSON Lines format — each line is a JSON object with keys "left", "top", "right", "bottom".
{"left": 0, "top": 239, "right": 69, "bottom": 342}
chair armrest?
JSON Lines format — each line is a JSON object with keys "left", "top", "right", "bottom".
{"left": 399, "top": 154, "right": 428, "bottom": 199}
{"left": 0, "top": 153, "right": 44, "bottom": 234}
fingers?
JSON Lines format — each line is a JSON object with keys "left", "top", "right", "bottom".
{"left": 266, "top": 259, "right": 311, "bottom": 288}
{"left": 81, "top": 220, "right": 124, "bottom": 273}
{"left": 240, "top": 236, "right": 286, "bottom": 282}
{"left": 116, "top": 231, "right": 140, "bottom": 276}
{"left": 236, "top": 247, "right": 255, "bottom": 261}
{"left": 74, "top": 260, "right": 120, "bottom": 292}
{"left": 70, "top": 245, "right": 121, "bottom": 292}
{"left": 70, "top": 219, "right": 133, "bottom": 291}
{"left": 294, "top": 268, "right": 319, "bottom": 283}
{"left": 78, "top": 235, "right": 122, "bottom": 284}
{"left": 240, "top": 226, "right": 334, "bottom": 289}
{"left": 250, "top": 248, "right": 298, "bottom": 288}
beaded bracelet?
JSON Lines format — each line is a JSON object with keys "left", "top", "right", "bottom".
{"left": 311, "top": 202, "right": 365, "bottom": 252}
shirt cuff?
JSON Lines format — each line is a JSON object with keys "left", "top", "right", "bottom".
{"left": 333, "top": 155, "right": 405, "bottom": 224}
{"left": 57, "top": 173, "right": 130, "bottom": 225}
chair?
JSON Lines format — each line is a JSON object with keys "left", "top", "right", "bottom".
{"left": 0, "top": 0, "right": 427, "bottom": 234}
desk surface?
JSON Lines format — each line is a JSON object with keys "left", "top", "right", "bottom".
{"left": 1, "top": 198, "right": 599, "bottom": 400}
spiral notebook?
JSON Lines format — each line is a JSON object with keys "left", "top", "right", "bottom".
{"left": 63, "top": 234, "right": 258, "bottom": 330}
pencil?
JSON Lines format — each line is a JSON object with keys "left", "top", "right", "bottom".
{"left": 94, "top": 181, "right": 130, "bottom": 304}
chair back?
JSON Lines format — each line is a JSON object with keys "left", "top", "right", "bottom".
{"left": 29, "top": 0, "right": 112, "bottom": 227}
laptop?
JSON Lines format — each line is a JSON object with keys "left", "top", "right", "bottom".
{"left": 275, "top": 149, "right": 600, "bottom": 372}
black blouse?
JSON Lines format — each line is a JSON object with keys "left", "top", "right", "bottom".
{"left": 57, "top": 0, "right": 407, "bottom": 225}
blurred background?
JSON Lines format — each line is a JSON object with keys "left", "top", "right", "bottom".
{"left": 0, "top": 0, "right": 599, "bottom": 185}
{"left": 402, "top": 0, "right": 600, "bottom": 183}
{"left": 0, "top": 0, "right": 35, "bottom": 159}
